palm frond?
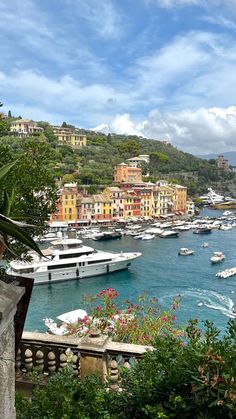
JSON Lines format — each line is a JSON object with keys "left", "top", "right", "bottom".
{"left": 0, "top": 215, "right": 43, "bottom": 256}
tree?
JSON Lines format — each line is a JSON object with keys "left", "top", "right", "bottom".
{"left": 0, "top": 137, "right": 58, "bottom": 229}
{"left": 0, "top": 119, "right": 10, "bottom": 136}
{"left": 61, "top": 174, "right": 75, "bottom": 184}
{"left": 0, "top": 162, "right": 42, "bottom": 258}
{"left": 87, "top": 185, "right": 98, "bottom": 194}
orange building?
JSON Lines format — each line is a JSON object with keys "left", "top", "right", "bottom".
{"left": 171, "top": 184, "right": 187, "bottom": 213}
{"left": 114, "top": 163, "right": 142, "bottom": 184}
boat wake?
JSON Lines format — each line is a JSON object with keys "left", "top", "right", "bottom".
{"left": 182, "top": 289, "right": 235, "bottom": 319}
{"left": 160, "top": 289, "right": 235, "bottom": 319}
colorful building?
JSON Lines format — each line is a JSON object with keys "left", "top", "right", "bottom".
{"left": 123, "top": 192, "right": 141, "bottom": 220}
{"left": 78, "top": 194, "right": 112, "bottom": 222}
{"left": 126, "top": 154, "right": 150, "bottom": 167}
{"left": 153, "top": 185, "right": 174, "bottom": 217}
{"left": 51, "top": 183, "right": 78, "bottom": 222}
{"left": 114, "top": 163, "right": 142, "bottom": 184}
{"left": 171, "top": 184, "right": 187, "bottom": 213}
{"left": 52, "top": 126, "right": 87, "bottom": 148}
{"left": 10, "top": 119, "right": 43, "bottom": 137}
{"left": 103, "top": 187, "right": 125, "bottom": 220}
{"left": 132, "top": 186, "right": 153, "bottom": 218}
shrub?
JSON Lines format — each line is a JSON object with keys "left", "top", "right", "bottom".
{"left": 16, "top": 320, "right": 236, "bottom": 418}
{"left": 67, "top": 288, "right": 181, "bottom": 345}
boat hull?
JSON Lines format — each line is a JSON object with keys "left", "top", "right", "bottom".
{"left": 7, "top": 253, "right": 141, "bottom": 285}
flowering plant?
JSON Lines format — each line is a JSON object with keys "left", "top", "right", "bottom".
{"left": 67, "top": 288, "right": 181, "bottom": 345}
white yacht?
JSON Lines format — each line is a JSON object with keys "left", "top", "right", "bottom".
{"left": 199, "top": 188, "right": 233, "bottom": 205}
{"left": 6, "top": 238, "right": 142, "bottom": 285}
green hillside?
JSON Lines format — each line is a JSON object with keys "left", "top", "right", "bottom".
{"left": 75, "top": 130, "right": 236, "bottom": 196}
{"left": 1, "top": 118, "right": 235, "bottom": 197}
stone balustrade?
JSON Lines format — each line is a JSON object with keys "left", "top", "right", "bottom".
{"left": 16, "top": 331, "right": 151, "bottom": 391}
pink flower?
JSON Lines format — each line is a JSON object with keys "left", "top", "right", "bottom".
{"left": 172, "top": 304, "right": 177, "bottom": 310}
{"left": 161, "top": 316, "right": 167, "bottom": 322}
{"left": 172, "top": 315, "right": 176, "bottom": 321}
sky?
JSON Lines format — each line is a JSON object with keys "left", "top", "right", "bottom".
{"left": 1, "top": 0, "right": 236, "bottom": 155}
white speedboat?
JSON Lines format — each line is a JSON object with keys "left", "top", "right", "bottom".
{"left": 178, "top": 248, "right": 194, "bottom": 256}
{"left": 6, "top": 238, "right": 142, "bottom": 285}
{"left": 220, "top": 224, "right": 232, "bottom": 231}
{"left": 201, "top": 242, "right": 209, "bottom": 248}
{"left": 210, "top": 251, "right": 225, "bottom": 264}
{"left": 160, "top": 230, "right": 179, "bottom": 238}
{"left": 142, "top": 233, "right": 155, "bottom": 240}
{"left": 44, "top": 309, "right": 88, "bottom": 335}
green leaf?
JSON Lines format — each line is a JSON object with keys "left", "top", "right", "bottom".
{"left": 0, "top": 216, "right": 43, "bottom": 256}
{"left": 0, "top": 161, "right": 16, "bottom": 181}
{"left": 0, "top": 190, "right": 11, "bottom": 216}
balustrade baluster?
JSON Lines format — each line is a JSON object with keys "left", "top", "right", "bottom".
{"left": 35, "top": 349, "right": 44, "bottom": 373}
{"left": 47, "top": 351, "right": 56, "bottom": 375}
{"left": 72, "top": 354, "right": 79, "bottom": 376}
{"left": 59, "top": 352, "right": 67, "bottom": 369}
{"left": 123, "top": 356, "right": 131, "bottom": 369}
{"left": 109, "top": 357, "right": 119, "bottom": 391}
{"left": 24, "top": 348, "right": 33, "bottom": 375}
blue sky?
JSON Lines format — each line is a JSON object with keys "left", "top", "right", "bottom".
{"left": 1, "top": 0, "right": 236, "bottom": 154}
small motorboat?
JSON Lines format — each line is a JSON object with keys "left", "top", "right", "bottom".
{"left": 44, "top": 309, "right": 88, "bottom": 335}
{"left": 160, "top": 230, "right": 179, "bottom": 238}
{"left": 201, "top": 242, "right": 209, "bottom": 248}
{"left": 142, "top": 233, "right": 155, "bottom": 240}
{"left": 178, "top": 248, "right": 194, "bottom": 256}
{"left": 210, "top": 251, "right": 225, "bottom": 264}
{"left": 193, "top": 227, "right": 212, "bottom": 234}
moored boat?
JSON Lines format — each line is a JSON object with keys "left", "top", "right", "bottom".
{"left": 216, "top": 267, "right": 236, "bottom": 279}
{"left": 210, "top": 251, "right": 225, "bottom": 264}
{"left": 160, "top": 230, "right": 179, "bottom": 238}
{"left": 193, "top": 227, "right": 212, "bottom": 234}
{"left": 92, "top": 231, "right": 122, "bottom": 241}
{"left": 6, "top": 238, "right": 142, "bottom": 285}
{"left": 178, "top": 248, "right": 194, "bottom": 256}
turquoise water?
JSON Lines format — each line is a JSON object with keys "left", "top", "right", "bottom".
{"left": 25, "top": 209, "right": 236, "bottom": 333}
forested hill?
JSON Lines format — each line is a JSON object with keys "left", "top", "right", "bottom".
{"left": 0, "top": 114, "right": 235, "bottom": 196}
{"left": 75, "top": 130, "right": 235, "bottom": 196}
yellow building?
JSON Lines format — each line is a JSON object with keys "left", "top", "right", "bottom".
{"left": 153, "top": 185, "right": 174, "bottom": 217}
{"left": 52, "top": 126, "right": 87, "bottom": 148}
{"left": 10, "top": 119, "right": 43, "bottom": 137}
{"left": 61, "top": 184, "right": 78, "bottom": 222}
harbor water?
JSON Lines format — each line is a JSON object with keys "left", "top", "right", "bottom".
{"left": 25, "top": 209, "right": 236, "bottom": 333}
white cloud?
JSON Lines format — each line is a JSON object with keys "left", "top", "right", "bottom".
{"left": 66, "top": 0, "right": 123, "bottom": 39}
{"left": 0, "top": 69, "right": 133, "bottom": 126}
{"left": 145, "top": 0, "right": 203, "bottom": 8}
{"left": 94, "top": 107, "right": 236, "bottom": 155}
